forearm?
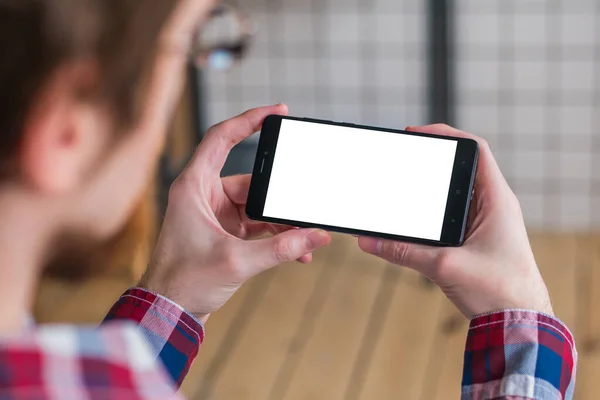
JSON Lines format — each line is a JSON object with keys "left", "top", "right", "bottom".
{"left": 462, "top": 310, "right": 577, "bottom": 400}
{"left": 102, "top": 288, "right": 205, "bottom": 387}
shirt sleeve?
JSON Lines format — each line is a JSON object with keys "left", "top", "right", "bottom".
{"left": 102, "top": 287, "right": 205, "bottom": 388}
{"left": 462, "top": 310, "right": 577, "bottom": 400}
{"left": 0, "top": 324, "right": 184, "bottom": 399}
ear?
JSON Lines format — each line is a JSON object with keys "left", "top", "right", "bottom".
{"left": 19, "top": 62, "right": 108, "bottom": 193}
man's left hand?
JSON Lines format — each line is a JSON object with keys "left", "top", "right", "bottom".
{"left": 140, "top": 104, "right": 331, "bottom": 322}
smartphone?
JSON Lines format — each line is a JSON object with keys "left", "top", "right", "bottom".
{"left": 246, "top": 116, "right": 479, "bottom": 246}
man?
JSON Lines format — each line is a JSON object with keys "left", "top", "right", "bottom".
{"left": 0, "top": 0, "right": 576, "bottom": 399}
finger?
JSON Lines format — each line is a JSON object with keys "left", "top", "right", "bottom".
{"left": 267, "top": 224, "right": 296, "bottom": 235}
{"left": 238, "top": 210, "right": 299, "bottom": 238}
{"left": 242, "top": 222, "right": 292, "bottom": 239}
{"left": 238, "top": 229, "right": 331, "bottom": 273}
{"left": 260, "top": 226, "right": 314, "bottom": 264}
{"left": 243, "top": 223, "right": 313, "bottom": 263}
{"left": 222, "top": 174, "right": 252, "bottom": 205}
{"left": 298, "top": 253, "right": 313, "bottom": 264}
{"left": 406, "top": 123, "right": 478, "bottom": 141}
{"left": 357, "top": 236, "right": 442, "bottom": 278}
{"left": 407, "top": 124, "right": 507, "bottom": 199}
{"left": 194, "top": 104, "right": 289, "bottom": 172}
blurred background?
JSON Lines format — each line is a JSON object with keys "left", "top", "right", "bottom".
{"left": 200, "top": 0, "right": 600, "bottom": 230}
{"left": 36, "top": 0, "right": 600, "bottom": 399}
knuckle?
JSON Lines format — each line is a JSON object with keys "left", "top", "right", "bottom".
{"left": 478, "top": 137, "right": 489, "bottom": 149}
{"left": 477, "top": 138, "right": 491, "bottom": 154}
{"left": 221, "top": 245, "right": 246, "bottom": 281}
{"left": 431, "top": 250, "right": 455, "bottom": 281}
{"left": 511, "top": 192, "right": 521, "bottom": 207}
{"left": 432, "top": 123, "right": 451, "bottom": 130}
{"left": 167, "top": 177, "right": 186, "bottom": 202}
{"left": 208, "top": 121, "right": 230, "bottom": 141}
{"left": 205, "top": 121, "right": 222, "bottom": 138}
{"left": 427, "top": 123, "right": 483, "bottom": 143}
{"left": 272, "top": 237, "right": 294, "bottom": 263}
{"left": 206, "top": 119, "right": 231, "bottom": 139}
{"left": 386, "top": 242, "right": 411, "bottom": 265}
{"left": 509, "top": 192, "right": 522, "bottom": 213}
{"left": 462, "top": 130, "right": 484, "bottom": 144}
{"left": 167, "top": 174, "right": 196, "bottom": 203}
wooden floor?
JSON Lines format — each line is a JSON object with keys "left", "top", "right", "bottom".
{"left": 35, "top": 233, "right": 600, "bottom": 399}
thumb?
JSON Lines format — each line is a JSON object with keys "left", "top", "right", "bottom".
{"left": 358, "top": 236, "right": 442, "bottom": 278}
{"left": 239, "top": 229, "right": 331, "bottom": 273}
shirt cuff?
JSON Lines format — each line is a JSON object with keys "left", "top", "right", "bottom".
{"left": 103, "top": 287, "right": 205, "bottom": 387}
{"left": 462, "top": 309, "right": 577, "bottom": 400}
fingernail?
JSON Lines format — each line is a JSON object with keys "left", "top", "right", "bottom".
{"left": 360, "top": 238, "right": 382, "bottom": 255}
{"left": 306, "top": 229, "right": 329, "bottom": 250}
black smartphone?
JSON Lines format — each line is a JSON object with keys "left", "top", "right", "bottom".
{"left": 246, "top": 116, "right": 479, "bottom": 246}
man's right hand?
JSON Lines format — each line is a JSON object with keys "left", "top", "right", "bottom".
{"left": 358, "top": 124, "right": 553, "bottom": 319}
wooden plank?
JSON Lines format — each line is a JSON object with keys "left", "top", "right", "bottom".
{"left": 578, "top": 353, "right": 600, "bottom": 400}
{"left": 401, "top": 268, "right": 438, "bottom": 293}
{"left": 573, "top": 234, "right": 600, "bottom": 400}
{"left": 529, "top": 233, "right": 577, "bottom": 332}
{"left": 205, "top": 237, "right": 344, "bottom": 400}
{"left": 344, "top": 265, "right": 401, "bottom": 400}
{"left": 281, "top": 237, "right": 388, "bottom": 400}
{"left": 358, "top": 272, "right": 443, "bottom": 400}
{"left": 577, "top": 234, "right": 600, "bottom": 342}
{"left": 428, "top": 300, "right": 469, "bottom": 400}
{"left": 180, "top": 278, "right": 256, "bottom": 397}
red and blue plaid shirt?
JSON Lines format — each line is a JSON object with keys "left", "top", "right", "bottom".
{"left": 0, "top": 288, "right": 576, "bottom": 399}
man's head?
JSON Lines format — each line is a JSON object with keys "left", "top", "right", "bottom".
{"left": 0, "top": 0, "right": 215, "bottom": 246}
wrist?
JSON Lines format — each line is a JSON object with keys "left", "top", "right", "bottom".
{"left": 195, "top": 313, "right": 211, "bottom": 324}
{"left": 473, "top": 305, "right": 554, "bottom": 320}
{"left": 469, "top": 258, "right": 554, "bottom": 318}
{"left": 137, "top": 276, "right": 212, "bottom": 324}
{"left": 138, "top": 261, "right": 218, "bottom": 323}
{"left": 477, "top": 295, "right": 554, "bottom": 319}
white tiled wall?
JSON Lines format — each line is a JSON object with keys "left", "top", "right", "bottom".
{"left": 203, "top": 0, "right": 600, "bottom": 230}
{"left": 203, "top": 0, "right": 427, "bottom": 142}
{"left": 456, "top": 0, "right": 600, "bottom": 229}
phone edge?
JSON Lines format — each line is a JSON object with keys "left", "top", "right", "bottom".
{"left": 246, "top": 115, "right": 480, "bottom": 248}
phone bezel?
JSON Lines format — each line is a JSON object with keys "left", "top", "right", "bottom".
{"left": 246, "top": 115, "right": 479, "bottom": 247}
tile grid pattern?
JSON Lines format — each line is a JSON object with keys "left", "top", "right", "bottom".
{"left": 456, "top": 0, "right": 600, "bottom": 229}
{"left": 203, "top": 0, "right": 427, "bottom": 141}
{"left": 202, "top": 0, "right": 600, "bottom": 229}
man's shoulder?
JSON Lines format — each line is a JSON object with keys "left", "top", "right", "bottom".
{"left": 0, "top": 323, "right": 183, "bottom": 399}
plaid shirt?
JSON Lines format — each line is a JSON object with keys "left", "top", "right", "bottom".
{"left": 0, "top": 289, "right": 576, "bottom": 399}
{"left": 0, "top": 288, "right": 203, "bottom": 400}
{"left": 463, "top": 310, "right": 577, "bottom": 399}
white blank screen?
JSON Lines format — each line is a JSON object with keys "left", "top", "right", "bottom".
{"left": 263, "top": 119, "right": 458, "bottom": 241}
